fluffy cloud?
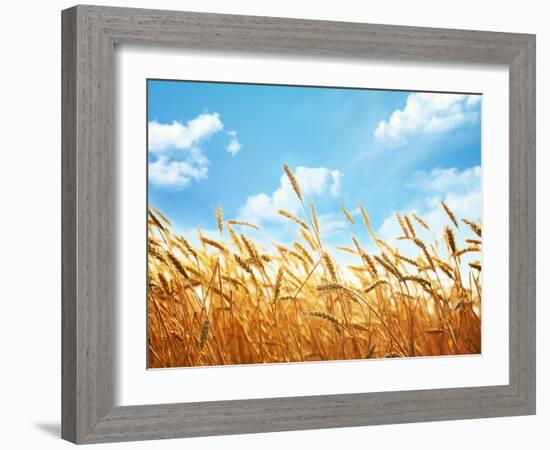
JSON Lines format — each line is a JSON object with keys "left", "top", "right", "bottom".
{"left": 227, "top": 139, "right": 242, "bottom": 156}
{"left": 239, "top": 166, "right": 342, "bottom": 224}
{"left": 374, "top": 93, "right": 481, "bottom": 145}
{"left": 226, "top": 130, "right": 242, "bottom": 156}
{"left": 149, "top": 153, "right": 208, "bottom": 189}
{"left": 409, "top": 166, "right": 481, "bottom": 194}
{"left": 317, "top": 212, "right": 348, "bottom": 237}
{"left": 148, "top": 113, "right": 229, "bottom": 189}
{"left": 149, "top": 113, "right": 223, "bottom": 153}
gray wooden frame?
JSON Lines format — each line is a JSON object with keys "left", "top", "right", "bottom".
{"left": 62, "top": 4, "right": 536, "bottom": 444}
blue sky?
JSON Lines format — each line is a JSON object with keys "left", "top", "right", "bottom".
{"left": 147, "top": 79, "right": 481, "bottom": 255}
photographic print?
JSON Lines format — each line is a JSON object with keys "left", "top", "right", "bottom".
{"left": 146, "top": 80, "right": 482, "bottom": 369}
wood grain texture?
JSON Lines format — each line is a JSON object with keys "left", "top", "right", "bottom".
{"left": 61, "top": 7, "right": 77, "bottom": 443}
{"left": 61, "top": 5, "right": 536, "bottom": 444}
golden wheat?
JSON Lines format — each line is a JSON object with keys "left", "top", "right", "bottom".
{"left": 412, "top": 212, "right": 430, "bottom": 231}
{"left": 441, "top": 200, "right": 459, "bottom": 228}
{"left": 147, "top": 165, "right": 482, "bottom": 368}
{"left": 340, "top": 204, "right": 356, "bottom": 225}
{"left": 278, "top": 209, "right": 310, "bottom": 230}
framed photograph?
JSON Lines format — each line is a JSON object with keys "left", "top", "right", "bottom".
{"left": 62, "top": 5, "right": 536, "bottom": 444}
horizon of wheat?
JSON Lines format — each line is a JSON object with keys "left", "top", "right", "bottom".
{"left": 147, "top": 165, "right": 482, "bottom": 368}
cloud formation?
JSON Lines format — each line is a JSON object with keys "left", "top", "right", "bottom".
{"left": 374, "top": 93, "right": 481, "bottom": 145}
{"left": 149, "top": 151, "right": 209, "bottom": 189}
{"left": 239, "top": 166, "right": 342, "bottom": 225}
{"left": 227, "top": 140, "right": 242, "bottom": 155}
{"left": 149, "top": 113, "right": 223, "bottom": 153}
{"left": 317, "top": 212, "right": 348, "bottom": 237}
{"left": 226, "top": 130, "right": 242, "bottom": 156}
{"left": 409, "top": 166, "right": 481, "bottom": 194}
{"left": 148, "top": 112, "right": 229, "bottom": 189}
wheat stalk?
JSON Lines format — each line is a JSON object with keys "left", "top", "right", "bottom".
{"left": 441, "top": 200, "right": 459, "bottom": 228}
{"left": 278, "top": 209, "right": 310, "bottom": 230}
{"left": 396, "top": 212, "right": 410, "bottom": 238}
{"left": 227, "top": 220, "right": 260, "bottom": 230}
{"left": 283, "top": 164, "right": 302, "bottom": 201}
{"left": 364, "top": 280, "right": 389, "bottom": 294}
{"left": 201, "top": 236, "right": 228, "bottom": 253}
{"left": 198, "top": 320, "right": 210, "bottom": 350}
{"left": 309, "top": 311, "right": 341, "bottom": 328}
{"left": 404, "top": 214, "right": 416, "bottom": 238}
{"left": 340, "top": 204, "right": 356, "bottom": 225}
{"left": 310, "top": 202, "right": 320, "bottom": 236}
{"left": 469, "top": 261, "right": 482, "bottom": 271}
{"left": 412, "top": 213, "right": 430, "bottom": 231}
{"left": 215, "top": 207, "right": 224, "bottom": 234}
{"left": 444, "top": 226, "right": 457, "bottom": 255}
{"left": 462, "top": 218, "right": 482, "bottom": 237}
{"left": 323, "top": 253, "right": 337, "bottom": 281}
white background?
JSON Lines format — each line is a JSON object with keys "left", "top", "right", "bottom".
{"left": 0, "top": 1, "right": 546, "bottom": 449}
{"left": 116, "top": 47, "right": 509, "bottom": 405}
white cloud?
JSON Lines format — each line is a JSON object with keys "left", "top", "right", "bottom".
{"left": 225, "top": 130, "right": 242, "bottom": 156}
{"left": 374, "top": 93, "right": 481, "bottom": 145}
{"left": 409, "top": 166, "right": 481, "bottom": 194}
{"left": 149, "top": 113, "right": 223, "bottom": 153}
{"left": 317, "top": 212, "right": 348, "bottom": 237}
{"left": 227, "top": 139, "right": 242, "bottom": 156}
{"left": 148, "top": 112, "right": 237, "bottom": 189}
{"left": 149, "top": 154, "right": 208, "bottom": 189}
{"left": 328, "top": 171, "right": 342, "bottom": 196}
{"left": 239, "top": 166, "right": 342, "bottom": 224}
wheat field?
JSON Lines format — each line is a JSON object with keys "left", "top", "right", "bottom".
{"left": 147, "top": 164, "right": 481, "bottom": 368}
